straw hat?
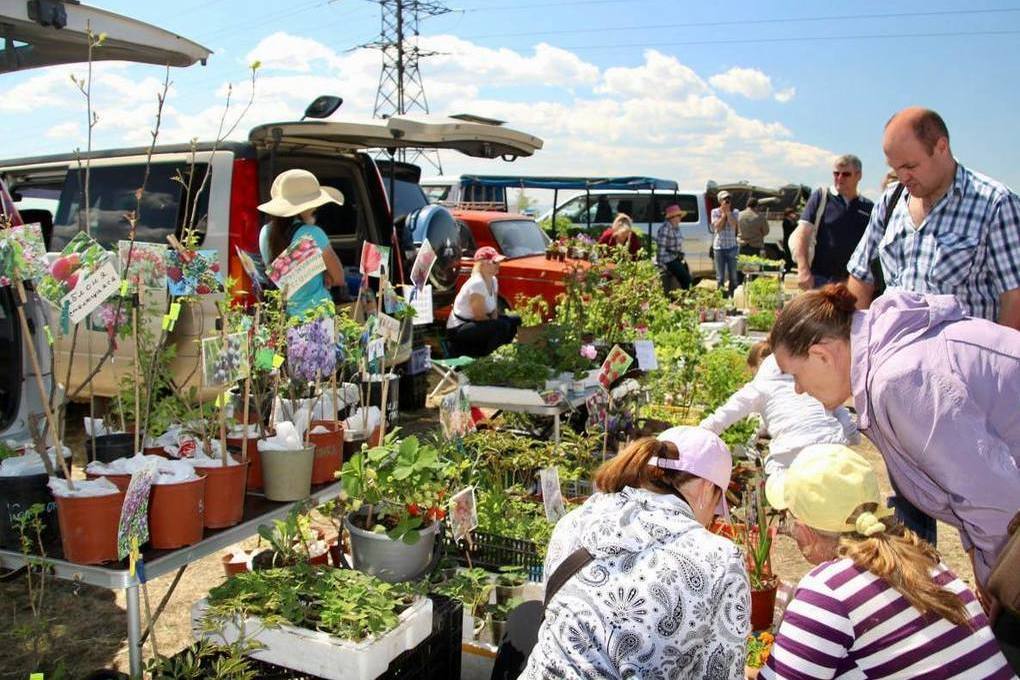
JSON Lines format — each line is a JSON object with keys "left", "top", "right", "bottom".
{"left": 258, "top": 169, "right": 343, "bottom": 218}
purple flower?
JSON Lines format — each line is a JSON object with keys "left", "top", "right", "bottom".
{"left": 580, "top": 344, "right": 597, "bottom": 360}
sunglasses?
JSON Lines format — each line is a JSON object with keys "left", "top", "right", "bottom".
{"left": 832, "top": 171, "right": 854, "bottom": 178}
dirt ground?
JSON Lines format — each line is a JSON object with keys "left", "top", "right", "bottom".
{"left": 0, "top": 405, "right": 972, "bottom": 679}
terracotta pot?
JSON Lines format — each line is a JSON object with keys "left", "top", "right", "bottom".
{"left": 226, "top": 436, "right": 262, "bottom": 491}
{"left": 149, "top": 475, "right": 206, "bottom": 549}
{"left": 750, "top": 584, "right": 778, "bottom": 631}
{"left": 221, "top": 551, "right": 253, "bottom": 577}
{"left": 55, "top": 490, "right": 126, "bottom": 564}
{"left": 368, "top": 426, "right": 383, "bottom": 447}
{"left": 85, "top": 472, "right": 131, "bottom": 493}
{"left": 199, "top": 459, "right": 249, "bottom": 529}
{"left": 143, "top": 446, "right": 169, "bottom": 458}
{"left": 308, "top": 420, "right": 344, "bottom": 485}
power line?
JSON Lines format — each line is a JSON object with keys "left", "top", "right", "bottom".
{"left": 464, "top": 7, "right": 1020, "bottom": 40}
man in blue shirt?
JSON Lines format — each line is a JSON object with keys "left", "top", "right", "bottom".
{"left": 793, "top": 154, "right": 875, "bottom": 290}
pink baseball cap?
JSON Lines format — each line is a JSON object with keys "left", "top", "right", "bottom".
{"left": 473, "top": 246, "right": 506, "bottom": 262}
{"left": 652, "top": 426, "right": 732, "bottom": 519}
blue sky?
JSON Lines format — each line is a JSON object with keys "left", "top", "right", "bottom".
{"left": 4, "top": 0, "right": 1020, "bottom": 198}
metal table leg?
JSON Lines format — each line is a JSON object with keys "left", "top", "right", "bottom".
{"left": 126, "top": 583, "right": 143, "bottom": 678}
{"left": 553, "top": 413, "right": 561, "bottom": 443}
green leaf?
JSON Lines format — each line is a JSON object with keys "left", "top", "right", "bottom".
{"left": 401, "top": 529, "right": 421, "bottom": 545}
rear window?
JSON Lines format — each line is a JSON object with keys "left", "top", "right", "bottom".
{"left": 489, "top": 219, "right": 550, "bottom": 258}
{"left": 423, "top": 184, "right": 451, "bottom": 203}
{"left": 651, "top": 194, "right": 700, "bottom": 223}
{"left": 51, "top": 163, "right": 210, "bottom": 251}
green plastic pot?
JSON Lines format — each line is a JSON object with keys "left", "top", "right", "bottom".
{"left": 259, "top": 446, "right": 314, "bottom": 502}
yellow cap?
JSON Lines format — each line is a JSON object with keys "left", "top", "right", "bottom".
{"left": 765, "top": 444, "right": 892, "bottom": 534}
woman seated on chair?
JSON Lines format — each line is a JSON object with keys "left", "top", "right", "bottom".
{"left": 445, "top": 246, "right": 520, "bottom": 358}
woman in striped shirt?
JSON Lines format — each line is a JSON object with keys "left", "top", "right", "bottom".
{"left": 756, "top": 444, "right": 1015, "bottom": 680}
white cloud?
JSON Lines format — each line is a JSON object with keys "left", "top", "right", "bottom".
{"left": 597, "top": 50, "right": 708, "bottom": 99}
{"left": 45, "top": 121, "right": 80, "bottom": 140}
{"left": 709, "top": 67, "right": 774, "bottom": 100}
{"left": 774, "top": 87, "right": 796, "bottom": 103}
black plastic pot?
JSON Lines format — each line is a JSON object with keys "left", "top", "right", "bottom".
{"left": 365, "top": 374, "right": 400, "bottom": 425}
{"left": 88, "top": 433, "right": 135, "bottom": 463}
{"left": 0, "top": 472, "right": 60, "bottom": 550}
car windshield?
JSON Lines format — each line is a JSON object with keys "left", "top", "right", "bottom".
{"left": 489, "top": 219, "right": 550, "bottom": 258}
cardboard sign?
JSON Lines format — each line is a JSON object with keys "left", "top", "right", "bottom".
{"left": 598, "top": 344, "right": 634, "bottom": 390}
{"left": 267, "top": 236, "right": 324, "bottom": 299}
{"left": 634, "top": 339, "right": 658, "bottom": 371}
{"left": 540, "top": 467, "right": 567, "bottom": 522}
{"left": 117, "top": 460, "right": 158, "bottom": 560}
{"left": 201, "top": 331, "right": 250, "bottom": 386}
{"left": 359, "top": 242, "right": 390, "bottom": 279}
{"left": 409, "top": 238, "right": 437, "bottom": 290}
{"left": 0, "top": 222, "right": 46, "bottom": 286}
{"left": 448, "top": 486, "right": 478, "bottom": 541}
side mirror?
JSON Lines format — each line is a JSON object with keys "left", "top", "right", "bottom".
{"left": 301, "top": 95, "right": 343, "bottom": 120}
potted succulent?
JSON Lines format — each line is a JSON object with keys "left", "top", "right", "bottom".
{"left": 340, "top": 432, "right": 450, "bottom": 582}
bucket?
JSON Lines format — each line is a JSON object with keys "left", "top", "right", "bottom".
{"left": 260, "top": 447, "right": 314, "bottom": 502}
{"left": 366, "top": 374, "right": 400, "bottom": 425}
{"left": 0, "top": 472, "right": 59, "bottom": 550}
{"left": 149, "top": 475, "right": 206, "bottom": 549}
{"left": 344, "top": 512, "right": 437, "bottom": 583}
{"left": 226, "top": 436, "right": 262, "bottom": 491}
{"left": 88, "top": 433, "right": 135, "bottom": 464}
{"left": 308, "top": 420, "right": 344, "bottom": 485}
{"left": 55, "top": 490, "right": 126, "bottom": 564}
{"left": 199, "top": 459, "right": 249, "bottom": 529}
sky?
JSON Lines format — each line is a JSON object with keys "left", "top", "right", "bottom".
{"left": 4, "top": 0, "right": 1020, "bottom": 201}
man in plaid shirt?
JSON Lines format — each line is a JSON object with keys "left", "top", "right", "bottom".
{"left": 711, "top": 190, "right": 740, "bottom": 297}
{"left": 847, "top": 107, "right": 1020, "bottom": 329}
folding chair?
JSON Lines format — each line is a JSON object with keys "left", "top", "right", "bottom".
{"left": 427, "top": 355, "right": 475, "bottom": 406}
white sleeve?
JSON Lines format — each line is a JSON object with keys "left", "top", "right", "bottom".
{"left": 832, "top": 407, "right": 860, "bottom": 445}
{"left": 699, "top": 381, "right": 764, "bottom": 434}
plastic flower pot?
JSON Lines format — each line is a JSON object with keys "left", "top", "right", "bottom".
{"left": 751, "top": 583, "right": 778, "bottom": 631}
{"left": 55, "top": 489, "right": 126, "bottom": 564}
{"left": 85, "top": 471, "right": 132, "bottom": 493}
{"left": 149, "top": 475, "right": 206, "bottom": 549}
{"left": 0, "top": 471, "right": 61, "bottom": 550}
{"left": 259, "top": 446, "right": 314, "bottom": 502}
{"left": 344, "top": 512, "right": 438, "bottom": 583}
{"left": 227, "top": 435, "right": 262, "bottom": 491}
{"left": 142, "top": 445, "right": 169, "bottom": 458}
{"left": 88, "top": 433, "right": 135, "bottom": 464}
{"left": 308, "top": 420, "right": 344, "bottom": 485}
{"left": 198, "top": 459, "right": 249, "bottom": 529}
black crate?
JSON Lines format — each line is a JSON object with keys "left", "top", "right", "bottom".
{"left": 398, "top": 371, "right": 428, "bottom": 412}
{"left": 445, "top": 530, "right": 544, "bottom": 581}
{"left": 167, "top": 594, "right": 462, "bottom": 680}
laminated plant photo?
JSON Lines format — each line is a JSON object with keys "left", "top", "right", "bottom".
{"left": 38, "top": 230, "right": 119, "bottom": 324}
{"left": 0, "top": 222, "right": 46, "bottom": 287}
{"left": 201, "top": 331, "right": 249, "bottom": 386}
{"left": 119, "top": 240, "right": 168, "bottom": 290}
{"left": 165, "top": 248, "right": 222, "bottom": 296}
{"left": 267, "top": 235, "right": 324, "bottom": 298}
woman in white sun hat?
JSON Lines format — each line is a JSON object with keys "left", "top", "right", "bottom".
{"left": 755, "top": 444, "right": 1014, "bottom": 680}
{"left": 258, "top": 169, "right": 346, "bottom": 319}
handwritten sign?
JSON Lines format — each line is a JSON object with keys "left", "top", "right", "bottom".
{"left": 634, "top": 340, "right": 658, "bottom": 371}
{"left": 66, "top": 260, "right": 119, "bottom": 325}
{"left": 375, "top": 312, "right": 401, "bottom": 342}
{"left": 267, "top": 236, "right": 324, "bottom": 299}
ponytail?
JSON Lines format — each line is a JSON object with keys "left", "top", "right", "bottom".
{"left": 594, "top": 437, "right": 695, "bottom": 494}
{"left": 839, "top": 506, "right": 971, "bottom": 626}
{"left": 267, "top": 215, "right": 294, "bottom": 263}
{"left": 769, "top": 283, "right": 857, "bottom": 357}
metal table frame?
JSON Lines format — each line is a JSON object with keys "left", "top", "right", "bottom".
{"left": 0, "top": 481, "right": 342, "bottom": 678}
{"left": 465, "top": 388, "right": 597, "bottom": 442}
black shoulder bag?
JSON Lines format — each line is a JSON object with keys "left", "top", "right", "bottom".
{"left": 489, "top": 547, "right": 594, "bottom": 680}
{"left": 870, "top": 182, "right": 905, "bottom": 299}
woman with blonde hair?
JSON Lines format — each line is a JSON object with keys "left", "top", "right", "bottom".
{"left": 596, "top": 212, "right": 642, "bottom": 258}
{"left": 757, "top": 444, "right": 1013, "bottom": 678}
{"left": 521, "top": 427, "right": 749, "bottom": 679}
{"left": 446, "top": 246, "right": 519, "bottom": 357}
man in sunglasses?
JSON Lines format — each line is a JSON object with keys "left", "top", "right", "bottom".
{"left": 792, "top": 154, "right": 875, "bottom": 290}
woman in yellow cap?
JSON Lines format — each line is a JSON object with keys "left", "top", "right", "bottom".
{"left": 753, "top": 444, "right": 1013, "bottom": 679}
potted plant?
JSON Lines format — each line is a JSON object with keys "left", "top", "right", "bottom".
{"left": 432, "top": 567, "right": 493, "bottom": 639}
{"left": 252, "top": 503, "right": 331, "bottom": 569}
{"left": 494, "top": 566, "right": 527, "bottom": 604}
{"left": 486, "top": 597, "right": 522, "bottom": 645}
{"left": 340, "top": 432, "right": 450, "bottom": 582}
{"left": 739, "top": 477, "right": 778, "bottom": 631}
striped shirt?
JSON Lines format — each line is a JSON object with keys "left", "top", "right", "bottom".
{"left": 761, "top": 558, "right": 1015, "bottom": 680}
{"left": 711, "top": 207, "right": 740, "bottom": 250}
{"left": 847, "top": 163, "right": 1020, "bottom": 322}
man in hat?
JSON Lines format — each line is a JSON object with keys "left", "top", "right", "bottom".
{"left": 654, "top": 203, "right": 692, "bottom": 290}
{"left": 711, "top": 190, "right": 740, "bottom": 297}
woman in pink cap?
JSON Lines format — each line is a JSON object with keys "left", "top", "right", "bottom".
{"left": 445, "top": 246, "right": 520, "bottom": 357}
{"left": 520, "top": 427, "right": 750, "bottom": 679}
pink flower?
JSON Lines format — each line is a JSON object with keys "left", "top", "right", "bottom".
{"left": 580, "top": 344, "right": 597, "bottom": 360}
{"left": 635, "top": 325, "right": 648, "bottom": 337}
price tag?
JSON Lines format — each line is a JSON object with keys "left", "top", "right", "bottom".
{"left": 43, "top": 325, "right": 54, "bottom": 346}
{"left": 169, "top": 302, "right": 181, "bottom": 320}
{"left": 255, "top": 348, "right": 275, "bottom": 371}
{"left": 120, "top": 280, "right": 130, "bottom": 297}
{"left": 162, "top": 314, "right": 173, "bottom": 331}
{"left": 272, "top": 354, "right": 285, "bottom": 369}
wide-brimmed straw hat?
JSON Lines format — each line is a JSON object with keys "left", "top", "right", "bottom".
{"left": 258, "top": 169, "right": 343, "bottom": 218}
{"left": 664, "top": 204, "right": 685, "bottom": 219}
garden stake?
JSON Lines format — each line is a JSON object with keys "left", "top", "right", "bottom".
{"left": 132, "top": 297, "right": 141, "bottom": 454}
{"left": 12, "top": 278, "right": 71, "bottom": 486}
{"left": 240, "top": 307, "right": 258, "bottom": 463}
{"left": 218, "top": 310, "right": 229, "bottom": 466}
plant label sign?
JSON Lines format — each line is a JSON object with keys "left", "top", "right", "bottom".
{"left": 165, "top": 248, "right": 222, "bottom": 296}
{"left": 598, "top": 344, "right": 634, "bottom": 390}
{"left": 366, "top": 337, "right": 385, "bottom": 364}
{"left": 39, "top": 231, "right": 119, "bottom": 323}
{"left": 409, "top": 238, "right": 437, "bottom": 290}
{"left": 0, "top": 222, "right": 46, "bottom": 286}
{"left": 201, "top": 331, "right": 250, "bottom": 386}
{"left": 268, "top": 236, "right": 324, "bottom": 299}
{"left": 118, "top": 240, "right": 168, "bottom": 291}
{"left": 449, "top": 486, "right": 478, "bottom": 541}
{"left": 539, "top": 467, "right": 567, "bottom": 522}
{"left": 403, "top": 284, "right": 433, "bottom": 325}
{"left": 234, "top": 245, "right": 263, "bottom": 296}
{"left": 634, "top": 340, "right": 658, "bottom": 371}
{"left": 66, "top": 259, "right": 120, "bottom": 325}
{"left": 117, "top": 460, "right": 158, "bottom": 560}
{"left": 375, "top": 312, "right": 401, "bottom": 342}
{"left": 359, "top": 242, "right": 390, "bottom": 279}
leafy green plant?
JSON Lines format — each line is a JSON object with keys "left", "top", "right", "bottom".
{"left": 0, "top": 440, "right": 18, "bottom": 461}
{"left": 746, "top": 309, "right": 776, "bottom": 332}
{"left": 696, "top": 341, "right": 751, "bottom": 412}
{"left": 144, "top": 640, "right": 259, "bottom": 680}
{"left": 432, "top": 568, "right": 494, "bottom": 617}
{"left": 510, "top": 294, "right": 549, "bottom": 326}
{"left": 496, "top": 565, "right": 527, "bottom": 587}
{"left": 463, "top": 342, "right": 549, "bottom": 390}
{"left": 487, "top": 597, "right": 524, "bottom": 622}
{"left": 737, "top": 254, "right": 784, "bottom": 271}
{"left": 340, "top": 432, "right": 452, "bottom": 544}
{"left": 255, "top": 502, "right": 321, "bottom": 567}
{"left": 746, "top": 276, "right": 781, "bottom": 311}
{"left": 539, "top": 214, "right": 573, "bottom": 239}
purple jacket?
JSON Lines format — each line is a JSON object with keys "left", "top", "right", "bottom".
{"left": 850, "top": 291, "right": 1020, "bottom": 587}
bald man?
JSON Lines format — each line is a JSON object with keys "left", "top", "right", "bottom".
{"left": 847, "top": 107, "right": 1020, "bottom": 330}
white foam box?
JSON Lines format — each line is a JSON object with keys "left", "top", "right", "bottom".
{"left": 191, "top": 596, "right": 433, "bottom": 680}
